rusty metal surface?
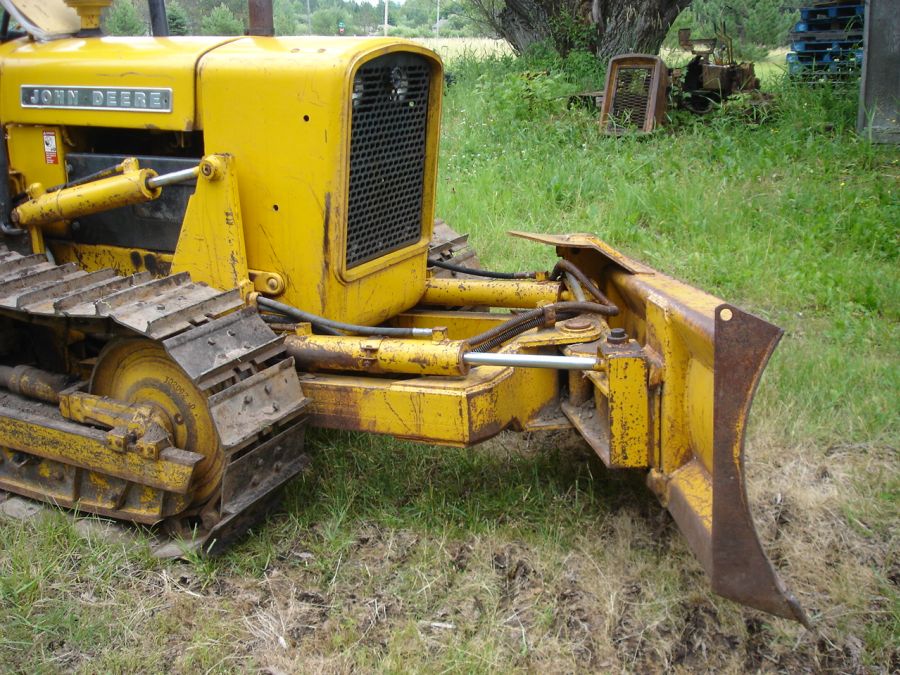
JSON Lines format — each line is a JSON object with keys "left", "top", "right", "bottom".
{"left": 710, "top": 304, "right": 810, "bottom": 626}
{"left": 0, "top": 244, "right": 310, "bottom": 548}
{"left": 0, "top": 395, "right": 199, "bottom": 522}
{"left": 219, "top": 423, "right": 308, "bottom": 518}
{"left": 670, "top": 27, "right": 761, "bottom": 114}
{"left": 163, "top": 307, "right": 283, "bottom": 388}
{"left": 599, "top": 54, "right": 668, "bottom": 135}
{"left": 208, "top": 358, "right": 308, "bottom": 451}
{"left": 428, "top": 219, "right": 482, "bottom": 279}
{"left": 285, "top": 334, "right": 468, "bottom": 377}
{"left": 179, "top": 422, "right": 310, "bottom": 556}
{"left": 521, "top": 237, "right": 808, "bottom": 624}
{"left": 508, "top": 231, "right": 656, "bottom": 275}
{"left": 248, "top": 0, "right": 275, "bottom": 36}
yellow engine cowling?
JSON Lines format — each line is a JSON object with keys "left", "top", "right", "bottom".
{"left": 0, "top": 35, "right": 443, "bottom": 325}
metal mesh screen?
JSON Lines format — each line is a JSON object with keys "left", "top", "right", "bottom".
{"left": 346, "top": 53, "right": 431, "bottom": 268}
{"left": 610, "top": 67, "right": 652, "bottom": 128}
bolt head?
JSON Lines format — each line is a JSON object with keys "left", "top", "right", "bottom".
{"left": 563, "top": 318, "right": 592, "bottom": 331}
{"left": 607, "top": 327, "right": 628, "bottom": 344}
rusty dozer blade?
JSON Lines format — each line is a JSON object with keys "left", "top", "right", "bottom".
{"left": 515, "top": 232, "right": 809, "bottom": 625}
{"left": 670, "top": 305, "right": 809, "bottom": 626}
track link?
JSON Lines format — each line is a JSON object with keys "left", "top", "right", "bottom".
{"left": 0, "top": 246, "right": 309, "bottom": 552}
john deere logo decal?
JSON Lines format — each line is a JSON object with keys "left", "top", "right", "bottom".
{"left": 21, "top": 86, "right": 172, "bottom": 112}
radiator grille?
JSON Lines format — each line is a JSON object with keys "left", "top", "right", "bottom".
{"left": 610, "top": 66, "right": 652, "bottom": 129}
{"left": 346, "top": 53, "right": 431, "bottom": 268}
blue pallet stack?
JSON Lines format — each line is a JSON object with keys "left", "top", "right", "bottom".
{"left": 787, "top": 1, "right": 865, "bottom": 78}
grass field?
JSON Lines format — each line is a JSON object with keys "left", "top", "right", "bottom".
{"left": 1, "top": 44, "right": 898, "bottom": 672}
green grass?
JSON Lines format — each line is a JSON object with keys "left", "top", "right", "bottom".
{"left": 439, "top": 54, "right": 898, "bottom": 445}
{"left": 1, "top": 50, "right": 898, "bottom": 672}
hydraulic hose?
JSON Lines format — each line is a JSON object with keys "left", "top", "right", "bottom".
{"left": 564, "top": 271, "right": 586, "bottom": 302}
{"left": 259, "top": 312, "right": 343, "bottom": 336}
{"left": 465, "top": 300, "right": 618, "bottom": 353}
{"left": 428, "top": 257, "right": 537, "bottom": 280}
{"left": 46, "top": 163, "right": 121, "bottom": 193}
{"left": 550, "top": 259, "right": 615, "bottom": 307}
{"left": 257, "top": 297, "right": 433, "bottom": 338}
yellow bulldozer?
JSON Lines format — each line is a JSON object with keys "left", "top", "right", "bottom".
{"left": 0, "top": 0, "right": 807, "bottom": 625}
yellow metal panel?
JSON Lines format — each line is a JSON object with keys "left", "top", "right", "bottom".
{"left": 0, "top": 36, "right": 236, "bottom": 130}
{"left": 0, "top": 413, "right": 199, "bottom": 493}
{"left": 171, "top": 155, "right": 252, "bottom": 296}
{"left": 49, "top": 241, "right": 173, "bottom": 277}
{"left": 605, "top": 351, "right": 650, "bottom": 468}
{"left": 611, "top": 269, "right": 717, "bottom": 474}
{"left": 196, "top": 38, "right": 443, "bottom": 325}
{"left": 686, "top": 359, "right": 714, "bottom": 474}
{"left": 394, "top": 310, "right": 510, "bottom": 341}
{"left": 300, "top": 357, "right": 558, "bottom": 445}
{"left": 4, "top": 0, "right": 80, "bottom": 38}
{"left": 6, "top": 125, "right": 68, "bottom": 236}
{"left": 665, "top": 458, "right": 713, "bottom": 571}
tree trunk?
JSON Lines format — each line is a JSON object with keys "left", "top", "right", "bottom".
{"left": 494, "top": 0, "right": 691, "bottom": 61}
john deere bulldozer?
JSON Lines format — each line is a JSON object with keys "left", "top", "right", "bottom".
{"left": 0, "top": 0, "right": 807, "bottom": 624}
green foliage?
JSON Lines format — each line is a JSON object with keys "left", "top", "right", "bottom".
{"left": 547, "top": 8, "right": 596, "bottom": 55}
{"left": 480, "top": 69, "right": 570, "bottom": 121}
{"left": 153, "top": 0, "right": 482, "bottom": 39}
{"left": 666, "top": 0, "right": 799, "bottom": 61}
{"left": 166, "top": 0, "right": 191, "bottom": 35}
{"left": 274, "top": 0, "right": 303, "bottom": 35}
{"left": 450, "top": 45, "right": 605, "bottom": 126}
{"left": 103, "top": 0, "right": 146, "bottom": 36}
{"left": 400, "top": 0, "right": 432, "bottom": 28}
{"left": 439, "top": 52, "right": 898, "bottom": 445}
{"left": 311, "top": 7, "right": 351, "bottom": 36}
{"left": 200, "top": 3, "right": 245, "bottom": 35}
{"left": 198, "top": 0, "right": 248, "bottom": 21}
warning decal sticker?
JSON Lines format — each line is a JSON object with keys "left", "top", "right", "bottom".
{"left": 43, "top": 130, "right": 58, "bottom": 164}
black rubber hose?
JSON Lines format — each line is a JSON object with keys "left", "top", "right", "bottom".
{"left": 465, "top": 300, "right": 618, "bottom": 352}
{"left": 46, "top": 163, "right": 121, "bottom": 193}
{"left": 428, "top": 257, "right": 537, "bottom": 280}
{"left": 469, "top": 315, "right": 561, "bottom": 353}
{"left": 550, "top": 259, "right": 616, "bottom": 307}
{"left": 259, "top": 312, "right": 343, "bottom": 336}
{"left": 258, "top": 297, "right": 424, "bottom": 338}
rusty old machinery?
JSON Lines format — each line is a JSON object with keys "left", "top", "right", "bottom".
{"left": 599, "top": 27, "right": 762, "bottom": 134}
{"left": 0, "top": 0, "right": 808, "bottom": 624}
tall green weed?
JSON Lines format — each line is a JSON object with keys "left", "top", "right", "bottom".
{"left": 439, "top": 54, "right": 899, "bottom": 442}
